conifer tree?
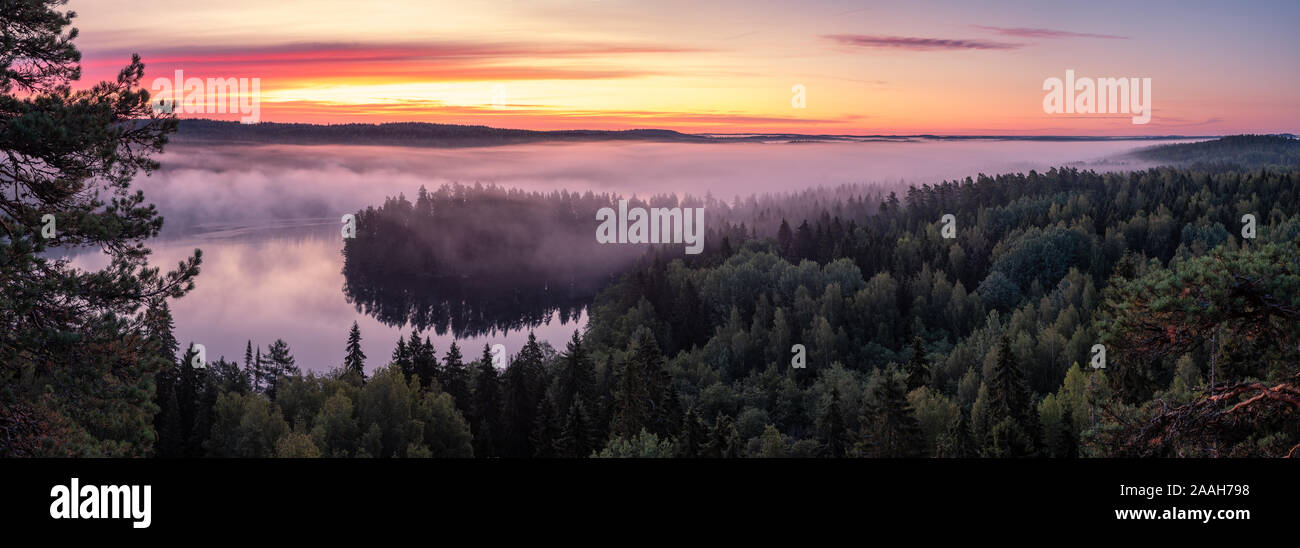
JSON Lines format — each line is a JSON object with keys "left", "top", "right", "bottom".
{"left": 817, "top": 388, "right": 852, "bottom": 458}
{"left": 555, "top": 397, "right": 595, "bottom": 458}
{"left": 243, "top": 340, "right": 255, "bottom": 380}
{"left": 411, "top": 333, "right": 439, "bottom": 391}
{"left": 440, "top": 342, "right": 471, "bottom": 415}
{"left": 553, "top": 330, "right": 595, "bottom": 422}
{"left": 502, "top": 333, "right": 546, "bottom": 457}
{"left": 471, "top": 343, "right": 503, "bottom": 458}
{"left": 905, "top": 336, "right": 930, "bottom": 392}
{"left": 703, "top": 413, "right": 742, "bottom": 458}
{"left": 985, "top": 336, "right": 1038, "bottom": 456}
{"left": 861, "top": 372, "right": 923, "bottom": 457}
{"left": 0, "top": 1, "right": 199, "bottom": 455}
{"left": 263, "top": 339, "right": 298, "bottom": 399}
{"left": 612, "top": 329, "right": 671, "bottom": 438}
{"left": 530, "top": 396, "right": 559, "bottom": 457}
{"left": 676, "top": 406, "right": 705, "bottom": 458}
{"left": 253, "top": 346, "right": 265, "bottom": 393}
{"left": 343, "top": 321, "right": 366, "bottom": 382}
{"left": 392, "top": 337, "right": 412, "bottom": 381}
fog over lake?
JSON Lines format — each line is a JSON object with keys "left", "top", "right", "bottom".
{"left": 65, "top": 138, "right": 1188, "bottom": 372}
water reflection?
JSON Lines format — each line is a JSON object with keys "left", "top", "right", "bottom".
{"left": 64, "top": 226, "right": 586, "bottom": 373}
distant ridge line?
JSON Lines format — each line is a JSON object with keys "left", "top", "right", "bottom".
{"left": 170, "top": 119, "right": 1264, "bottom": 147}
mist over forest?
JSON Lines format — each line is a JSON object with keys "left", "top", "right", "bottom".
{"left": 132, "top": 137, "right": 1177, "bottom": 238}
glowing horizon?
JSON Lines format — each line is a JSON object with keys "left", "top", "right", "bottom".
{"left": 69, "top": 0, "right": 1299, "bottom": 135}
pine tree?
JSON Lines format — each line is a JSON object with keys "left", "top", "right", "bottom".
{"left": 0, "top": 2, "right": 199, "bottom": 455}
{"left": 263, "top": 339, "right": 298, "bottom": 400}
{"left": 343, "top": 321, "right": 366, "bottom": 383}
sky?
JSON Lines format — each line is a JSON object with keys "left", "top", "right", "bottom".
{"left": 69, "top": 0, "right": 1299, "bottom": 135}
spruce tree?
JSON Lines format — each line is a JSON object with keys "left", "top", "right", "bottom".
{"left": 861, "top": 372, "right": 923, "bottom": 457}
{"left": 392, "top": 337, "right": 412, "bottom": 380}
{"left": 440, "top": 342, "right": 471, "bottom": 416}
{"left": 1058, "top": 405, "right": 1079, "bottom": 458}
{"left": 985, "top": 336, "right": 1038, "bottom": 457}
{"left": 611, "top": 329, "right": 670, "bottom": 438}
{"left": 817, "top": 388, "right": 852, "bottom": 457}
{"left": 530, "top": 396, "right": 559, "bottom": 458}
{"left": 253, "top": 346, "right": 264, "bottom": 393}
{"left": 777, "top": 218, "right": 794, "bottom": 258}
{"left": 502, "top": 333, "right": 546, "bottom": 457}
{"left": 243, "top": 340, "right": 255, "bottom": 381}
{"left": 410, "top": 333, "right": 438, "bottom": 390}
{"left": 905, "top": 336, "right": 930, "bottom": 392}
{"left": 471, "top": 343, "right": 503, "bottom": 458}
{"left": 555, "top": 397, "right": 595, "bottom": 458}
{"left": 553, "top": 330, "right": 595, "bottom": 422}
{"left": 676, "top": 406, "right": 705, "bottom": 458}
{"left": 343, "top": 321, "right": 366, "bottom": 382}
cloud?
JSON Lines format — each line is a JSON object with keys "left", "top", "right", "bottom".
{"left": 252, "top": 101, "right": 860, "bottom": 126}
{"left": 823, "top": 34, "right": 1023, "bottom": 51}
{"left": 79, "top": 40, "right": 703, "bottom": 82}
{"left": 972, "top": 26, "right": 1129, "bottom": 39}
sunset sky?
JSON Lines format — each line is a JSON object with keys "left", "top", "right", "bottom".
{"left": 70, "top": 0, "right": 1298, "bottom": 135}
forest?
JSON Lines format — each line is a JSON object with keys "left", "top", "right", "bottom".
{"left": 2, "top": 1, "right": 1297, "bottom": 458}
{"left": 141, "top": 136, "right": 1300, "bottom": 459}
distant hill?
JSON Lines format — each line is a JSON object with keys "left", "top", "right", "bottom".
{"left": 171, "top": 119, "right": 1218, "bottom": 148}
{"left": 171, "top": 119, "right": 711, "bottom": 147}
{"left": 1133, "top": 134, "right": 1300, "bottom": 168}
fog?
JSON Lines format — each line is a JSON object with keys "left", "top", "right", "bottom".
{"left": 144, "top": 139, "right": 1171, "bottom": 237}
{"left": 66, "top": 138, "right": 1182, "bottom": 371}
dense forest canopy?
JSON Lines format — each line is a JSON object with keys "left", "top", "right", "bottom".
{"left": 1133, "top": 134, "right": 1300, "bottom": 168}
{"left": 162, "top": 136, "right": 1300, "bottom": 459}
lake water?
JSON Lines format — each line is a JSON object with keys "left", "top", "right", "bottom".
{"left": 64, "top": 138, "right": 1187, "bottom": 372}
